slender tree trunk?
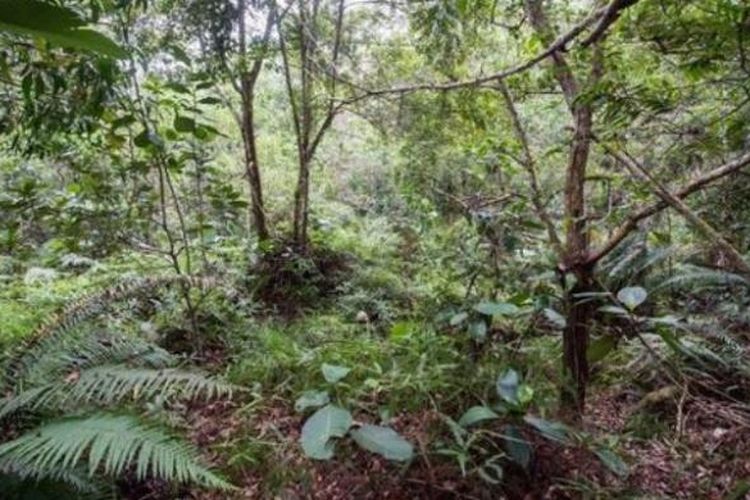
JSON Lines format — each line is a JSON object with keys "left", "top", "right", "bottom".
{"left": 293, "top": 153, "right": 311, "bottom": 246}
{"left": 526, "top": 0, "right": 599, "bottom": 418}
{"left": 240, "top": 77, "right": 269, "bottom": 242}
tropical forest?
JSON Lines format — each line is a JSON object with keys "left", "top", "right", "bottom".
{"left": 1, "top": 0, "right": 750, "bottom": 498}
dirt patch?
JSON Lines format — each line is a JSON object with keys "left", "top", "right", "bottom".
{"left": 248, "top": 241, "right": 353, "bottom": 317}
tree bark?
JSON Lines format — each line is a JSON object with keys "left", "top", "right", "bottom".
{"left": 240, "top": 78, "right": 269, "bottom": 242}
{"left": 526, "top": 0, "right": 599, "bottom": 417}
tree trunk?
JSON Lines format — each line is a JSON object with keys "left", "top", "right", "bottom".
{"left": 561, "top": 264, "right": 595, "bottom": 418}
{"left": 293, "top": 153, "right": 310, "bottom": 246}
{"left": 240, "top": 77, "right": 269, "bottom": 242}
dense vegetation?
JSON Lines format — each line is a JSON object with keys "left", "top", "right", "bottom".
{"left": 1, "top": 0, "right": 750, "bottom": 497}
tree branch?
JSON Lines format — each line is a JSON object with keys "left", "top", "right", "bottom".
{"left": 587, "top": 149, "right": 750, "bottom": 265}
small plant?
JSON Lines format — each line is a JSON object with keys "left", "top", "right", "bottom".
{"left": 441, "top": 368, "right": 629, "bottom": 485}
{"left": 0, "top": 276, "right": 235, "bottom": 495}
{"left": 296, "top": 363, "right": 414, "bottom": 462}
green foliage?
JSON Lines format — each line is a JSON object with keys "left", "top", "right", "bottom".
{"left": 0, "top": 414, "right": 231, "bottom": 489}
{"left": 0, "top": 0, "right": 125, "bottom": 58}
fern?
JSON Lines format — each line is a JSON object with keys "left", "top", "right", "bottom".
{"left": 0, "top": 365, "right": 234, "bottom": 419}
{"left": 19, "top": 333, "right": 175, "bottom": 388}
{"left": 5, "top": 275, "right": 217, "bottom": 383}
{"left": 0, "top": 414, "right": 233, "bottom": 490}
{"left": 656, "top": 265, "right": 750, "bottom": 291}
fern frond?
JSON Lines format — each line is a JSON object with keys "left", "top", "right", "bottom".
{"left": 0, "top": 414, "right": 233, "bottom": 490}
{"left": 656, "top": 265, "right": 750, "bottom": 291}
{"left": 25, "top": 275, "right": 217, "bottom": 349}
{"left": 6, "top": 275, "right": 217, "bottom": 384}
{"left": 0, "top": 366, "right": 234, "bottom": 419}
{"left": 20, "top": 333, "right": 175, "bottom": 387}
{"left": 67, "top": 366, "right": 234, "bottom": 405}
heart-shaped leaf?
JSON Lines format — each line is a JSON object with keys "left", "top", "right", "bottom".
{"left": 468, "top": 321, "right": 487, "bottom": 342}
{"left": 543, "top": 308, "right": 567, "bottom": 329}
{"left": 300, "top": 405, "right": 352, "bottom": 460}
{"left": 294, "top": 390, "right": 330, "bottom": 413}
{"left": 449, "top": 312, "right": 468, "bottom": 326}
{"left": 617, "top": 286, "right": 648, "bottom": 311}
{"left": 350, "top": 425, "right": 414, "bottom": 461}
{"left": 322, "top": 363, "right": 350, "bottom": 384}
{"left": 497, "top": 369, "right": 520, "bottom": 405}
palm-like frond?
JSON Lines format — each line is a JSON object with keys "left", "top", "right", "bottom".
{"left": 656, "top": 265, "right": 750, "bottom": 291}
{"left": 0, "top": 414, "right": 233, "bottom": 490}
{"left": 19, "top": 333, "right": 175, "bottom": 387}
{"left": 6, "top": 275, "right": 218, "bottom": 384}
{"left": 0, "top": 365, "right": 234, "bottom": 419}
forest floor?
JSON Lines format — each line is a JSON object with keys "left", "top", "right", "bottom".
{"left": 4, "top": 219, "right": 750, "bottom": 499}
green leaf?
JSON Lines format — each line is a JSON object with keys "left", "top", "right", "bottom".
{"left": 496, "top": 369, "right": 520, "bottom": 405}
{"left": 0, "top": 0, "right": 126, "bottom": 58}
{"left": 350, "top": 425, "right": 414, "bottom": 461}
{"left": 449, "top": 311, "right": 468, "bottom": 326}
{"left": 294, "top": 390, "right": 330, "bottom": 413}
{"left": 587, "top": 335, "right": 617, "bottom": 363}
{"left": 474, "top": 301, "right": 519, "bottom": 317}
{"left": 321, "top": 363, "right": 350, "bottom": 384}
{"left": 174, "top": 116, "right": 195, "bottom": 133}
{"left": 468, "top": 321, "right": 487, "bottom": 342}
{"left": 300, "top": 405, "right": 352, "bottom": 460}
{"left": 458, "top": 406, "right": 499, "bottom": 427}
{"left": 594, "top": 447, "right": 629, "bottom": 478}
{"left": 543, "top": 308, "right": 566, "bottom": 328}
{"left": 523, "top": 416, "right": 569, "bottom": 444}
{"left": 599, "top": 305, "right": 628, "bottom": 316}
{"left": 389, "top": 321, "right": 415, "bottom": 341}
{"left": 199, "top": 97, "right": 223, "bottom": 105}
{"left": 503, "top": 425, "right": 531, "bottom": 470}
{"left": 617, "top": 286, "right": 647, "bottom": 311}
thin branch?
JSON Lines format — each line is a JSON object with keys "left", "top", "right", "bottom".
{"left": 603, "top": 144, "right": 750, "bottom": 274}
{"left": 588, "top": 149, "right": 750, "bottom": 265}
{"left": 580, "top": 0, "right": 640, "bottom": 47}
{"left": 335, "top": 3, "right": 609, "bottom": 104}
{"left": 494, "top": 81, "right": 562, "bottom": 255}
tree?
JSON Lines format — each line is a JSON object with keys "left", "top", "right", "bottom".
{"left": 278, "top": 0, "right": 346, "bottom": 246}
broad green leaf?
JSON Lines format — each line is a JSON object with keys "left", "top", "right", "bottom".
{"left": 321, "top": 363, "right": 350, "bottom": 384}
{"left": 587, "top": 335, "right": 617, "bottom": 363}
{"left": 594, "top": 447, "right": 629, "bottom": 478}
{"left": 0, "top": 0, "right": 126, "bottom": 58}
{"left": 543, "top": 308, "right": 566, "bottom": 328}
{"left": 503, "top": 425, "right": 531, "bottom": 470}
{"left": 350, "top": 425, "right": 414, "bottom": 461}
{"left": 496, "top": 369, "right": 520, "bottom": 405}
{"left": 457, "top": 406, "right": 499, "bottom": 427}
{"left": 617, "top": 286, "right": 648, "bottom": 311}
{"left": 468, "top": 321, "right": 487, "bottom": 342}
{"left": 294, "top": 390, "right": 330, "bottom": 413}
{"left": 523, "top": 416, "right": 569, "bottom": 444}
{"left": 449, "top": 312, "right": 468, "bottom": 326}
{"left": 300, "top": 405, "right": 352, "bottom": 460}
{"left": 474, "top": 301, "right": 519, "bottom": 317}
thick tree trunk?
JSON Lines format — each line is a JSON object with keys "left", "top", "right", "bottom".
{"left": 240, "top": 78, "right": 269, "bottom": 242}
